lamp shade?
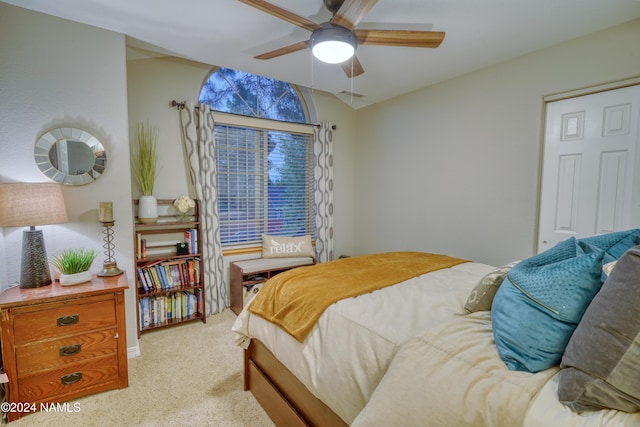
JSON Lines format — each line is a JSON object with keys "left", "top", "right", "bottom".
{"left": 310, "top": 23, "right": 357, "bottom": 64}
{"left": 0, "top": 183, "right": 68, "bottom": 227}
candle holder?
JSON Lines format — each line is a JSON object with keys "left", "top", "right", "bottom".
{"left": 98, "top": 220, "right": 123, "bottom": 277}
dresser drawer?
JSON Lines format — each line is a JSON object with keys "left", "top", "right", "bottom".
{"left": 18, "top": 355, "right": 119, "bottom": 403}
{"left": 16, "top": 328, "right": 118, "bottom": 376}
{"left": 12, "top": 297, "right": 116, "bottom": 344}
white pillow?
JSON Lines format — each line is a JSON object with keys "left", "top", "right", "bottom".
{"left": 261, "top": 234, "right": 315, "bottom": 259}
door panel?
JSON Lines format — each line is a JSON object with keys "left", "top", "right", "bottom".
{"left": 538, "top": 85, "right": 640, "bottom": 252}
{"left": 596, "top": 151, "right": 627, "bottom": 233}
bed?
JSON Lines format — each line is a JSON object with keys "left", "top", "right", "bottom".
{"left": 231, "top": 235, "right": 640, "bottom": 426}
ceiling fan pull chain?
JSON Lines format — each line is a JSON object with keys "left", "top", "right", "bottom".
{"left": 350, "top": 56, "right": 354, "bottom": 105}
{"left": 311, "top": 54, "right": 315, "bottom": 94}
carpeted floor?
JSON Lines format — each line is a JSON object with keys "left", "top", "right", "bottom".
{"left": 9, "top": 309, "right": 275, "bottom": 426}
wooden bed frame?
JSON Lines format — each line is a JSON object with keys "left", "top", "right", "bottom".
{"left": 244, "top": 339, "right": 348, "bottom": 427}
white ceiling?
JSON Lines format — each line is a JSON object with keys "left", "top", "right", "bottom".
{"left": 4, "top": 0, "right": 640, "bottom": 108}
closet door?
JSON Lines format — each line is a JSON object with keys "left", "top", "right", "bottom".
{"left": 538, "top": 85, "right": 640, "bottom": 252}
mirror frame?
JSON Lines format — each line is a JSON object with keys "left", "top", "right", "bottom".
{"left": 34, "top": 127, "right": 107, "bottom": 186}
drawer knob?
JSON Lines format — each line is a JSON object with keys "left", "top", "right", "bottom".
{"left": 57, "top": 314, "right": 79, "bottom": 326}
{"left": 59, "top": 344, "right": 82, "bottom": 356}
{"left": 61, "top": 372, "right": 83, "bottom": 385}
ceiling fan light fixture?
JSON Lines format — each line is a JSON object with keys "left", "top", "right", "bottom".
{"left": 310, "top": 23, "right": 357, "bottom": 64}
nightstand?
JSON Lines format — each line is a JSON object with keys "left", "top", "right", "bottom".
{"left": 0, "top": 274, "right": 129, "bottom": 422}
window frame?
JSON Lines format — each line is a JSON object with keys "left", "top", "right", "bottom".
{"left": 212, "top": 113, "right": 315, "bottom": 252}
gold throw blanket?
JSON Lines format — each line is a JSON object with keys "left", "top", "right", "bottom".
{"left": 248, "top": 251, "right": 469, "bottom": 342}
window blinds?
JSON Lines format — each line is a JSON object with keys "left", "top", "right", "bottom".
{"left": 214, "top": 124, "right": 313, "bottom": 245}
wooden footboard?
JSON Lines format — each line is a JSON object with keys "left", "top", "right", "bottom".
{"left": 244, "top": 339, "right": 348, "bottom": 427}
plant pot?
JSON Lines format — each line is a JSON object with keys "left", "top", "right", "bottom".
{"left": 138, "top": 195, "right": 158, "bottom": 223}
{"left": 59, "top": 270, "right": 92, "bottom": 286}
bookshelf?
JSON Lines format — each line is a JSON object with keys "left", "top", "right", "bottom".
{"left": 133, "top": 198, "right": 206, "bottom": 336}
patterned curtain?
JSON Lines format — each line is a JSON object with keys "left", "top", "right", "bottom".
{"left": 179, "top": 101, "right": 228, "bottom": 315}
{"left": 313, "top": 122, "right": 335, "bottom": 263}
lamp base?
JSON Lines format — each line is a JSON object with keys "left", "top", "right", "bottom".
{"left": 98, "top": 261, "right": 123, "bottom": 277}
{"left": 20, "top": 228, "right": 52, "bottom": 289}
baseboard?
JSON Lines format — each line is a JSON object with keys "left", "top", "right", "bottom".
{"left": 127, "top": 344, "right": 141, "bottom": 358}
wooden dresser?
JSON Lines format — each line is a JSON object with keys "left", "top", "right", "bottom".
{"left": 0, "top": 274, "right": 129, "bottom": 422}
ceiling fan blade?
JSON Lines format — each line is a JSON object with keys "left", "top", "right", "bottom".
{"left": 340, "top": 55, "right": 365, "bottom": 77}
{"left": 254, "top": 40, "right": 310, "bottom": 60}
{"left": 238, "top": 0, "right": 320, "bottom": 32}
{"left": 331, "top": 0, "right": 379, "bottom": 29}
{"left": 355, "top": 29, "right": 445, "bottom": 48}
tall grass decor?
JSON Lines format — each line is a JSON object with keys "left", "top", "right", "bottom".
{"left": 132, "top": 122, "right": 158, "bottom": 196}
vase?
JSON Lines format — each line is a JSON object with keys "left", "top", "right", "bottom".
{"left": 59, "top": 270, "right": 92, "bottom": 286}
{"left": 138, "top": 195, "right": 158, "bottom": 223}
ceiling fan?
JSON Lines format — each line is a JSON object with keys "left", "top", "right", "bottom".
{"left": 238, "top": 0, "right": 445, "bottom": 77}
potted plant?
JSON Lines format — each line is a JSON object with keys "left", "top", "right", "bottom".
{"left": 132, "top": 121, "right": 159, "bottom": 223}
{"left": 50, "top": 248, "right": 99, "bottom": 286}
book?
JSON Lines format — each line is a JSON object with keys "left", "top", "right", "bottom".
{"left": 141, "top": 238, "right": 147, "bottom": 259}
{"left": 186, "top": 291, "right": 197, "bottom": 317}
{"left": 136, "top": 233, "right": 142, "bottom": 260}
{"left": 193, "top": 258, "right": 201, "bottom": 284}
{"left": 143, "top": 268, "right": 152, "bottom": 292}
{"left": 171, "top": 293, "right": 177, "bottom": 320}
{"left": 181, "top": 292, "right": 188, "bottom": 318}
{"left": 169, "top": 264, "right": 181, "bottom": 287}
{"left": 197, "top": 289, "right": 203, "bottom": 316}
{"left": 191, "top": 229, "right": 198, "bottom": 253}
{"left": 158, "top": 297, "right": 165, "bottom": 325}
{"left": 184, "top": 230, "right": 192, "bottom": 254}
{"left": 148, "top": 267, "right": 161, "bottom": 291}
{"left": 151, "top": 297, "right": 158, "bottom": 326}
{"left": 156, "top": 265, "right": 169, "bottom": 289}
{"left": 165, "top": 295, "right": 172, "bottom": 322}
{"left": 186, "top": 260, "right": 196, "bottom": 286}
{"left": 142, "top": 297, "right": 151, "bottom": 328}
{"left": 163, "top": 265, "right": 174, "bottom": 288}
{"left": 136, "top": 267, "right": 148, "bottom": 292}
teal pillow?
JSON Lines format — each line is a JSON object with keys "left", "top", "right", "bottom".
{"left": 492, "top": 237, "right": 605, "bottom": 373}
{"left": 579, "top": 229, "right": 640, "bottom": 263}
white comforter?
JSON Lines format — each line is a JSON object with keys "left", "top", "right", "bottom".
{"left": 232, "top": 260, "right": 640, "bottom": 426}
{"left": 232, "top": 261, "right": 494, "bottom": 424}
{"left": 351, "top": 311, "right": 640, "bottom": 426}
{"left": 351, "top": 311, "right": 556, "bottom": 426}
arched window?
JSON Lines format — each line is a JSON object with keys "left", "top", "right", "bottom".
{"left": 199, "top": 68, "right": 315, "bottom": 247}
{"left": 200, "top": 67, "right": 309, "bottom": 122}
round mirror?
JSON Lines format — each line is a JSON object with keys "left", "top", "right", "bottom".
{"left": 34, "top": 127, "right": 107, "bottom": 185}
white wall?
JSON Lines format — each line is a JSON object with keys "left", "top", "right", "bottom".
{"left": 353, "top": 19, "right": 640, "bottom": 266}
{"left": 0, "top": 4, "right": 138, "bottom": 352}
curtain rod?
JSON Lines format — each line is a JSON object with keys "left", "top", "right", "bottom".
{"left": 170, "top": 100, "right": 336, "bottom": 130}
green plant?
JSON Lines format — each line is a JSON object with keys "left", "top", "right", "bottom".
{"left": 132, "top": 121, "right": 158, "bottom": 196}
{"left": 50, "top": 248, "right": 99, "bottom": 275}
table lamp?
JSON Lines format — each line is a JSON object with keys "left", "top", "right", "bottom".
{"left": 0, "top": 183, "right": 69, "bottom": 288}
